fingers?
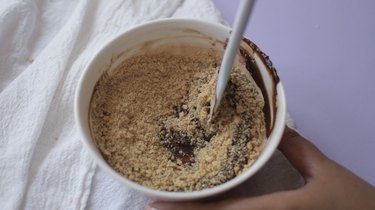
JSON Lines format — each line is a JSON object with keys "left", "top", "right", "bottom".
{"left": 279, "top": 127, "right": 328, "bottom": 179}
{"left": 147, "top": 191, "right": 300, "bottom": 210}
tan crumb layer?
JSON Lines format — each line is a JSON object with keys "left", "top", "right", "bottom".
{"left": 89, "top": 46, "right": 266, "bottom": 191}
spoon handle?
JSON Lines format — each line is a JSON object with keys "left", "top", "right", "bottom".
{"left": 210, "top": 0, "right": 256, "bottom": 119}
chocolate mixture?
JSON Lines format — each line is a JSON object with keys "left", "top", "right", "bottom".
{"left": 89, "top": 46, "right": 266, "bottom": 191}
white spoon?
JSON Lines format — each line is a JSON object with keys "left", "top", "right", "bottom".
{"left": 209, "top": 0, "right": 256, "bottom": 120}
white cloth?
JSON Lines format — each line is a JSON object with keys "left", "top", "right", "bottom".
{"left": 0, "top": 0, "right": 302, "bottom": 209}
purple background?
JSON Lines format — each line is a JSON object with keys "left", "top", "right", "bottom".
{"left": 213, "top": 0, "right": 375, "bottom": 185}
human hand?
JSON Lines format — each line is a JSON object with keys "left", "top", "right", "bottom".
{"left": 146, "top": 127, "right": 375, "bottom": 210}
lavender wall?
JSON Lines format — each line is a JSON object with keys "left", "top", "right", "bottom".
{"left": 213, "top": 0, "right": 375, "bottom": 185}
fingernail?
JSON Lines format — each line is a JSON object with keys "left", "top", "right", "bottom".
{"left": 144, "top": 205, "right": 158, "bottom": 210}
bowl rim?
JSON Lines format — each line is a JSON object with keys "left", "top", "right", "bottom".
{"left": 74, "top": 18, "right": 287, "bottom": 200}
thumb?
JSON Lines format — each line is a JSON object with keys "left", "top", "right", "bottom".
{"left": 279, "top": 126, "right": 328, "bottom": 180}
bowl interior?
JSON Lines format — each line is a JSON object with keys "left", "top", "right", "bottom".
{"left": 75, "top": 19, "right": 286, "bottom": 201}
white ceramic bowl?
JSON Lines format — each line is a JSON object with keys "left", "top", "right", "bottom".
{"left": 74, "top": 19, "right": 286, "bottom": 201}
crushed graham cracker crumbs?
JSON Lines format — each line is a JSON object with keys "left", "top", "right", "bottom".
{"left": 89, "top": 45, "right": 266, "bottom": 191}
